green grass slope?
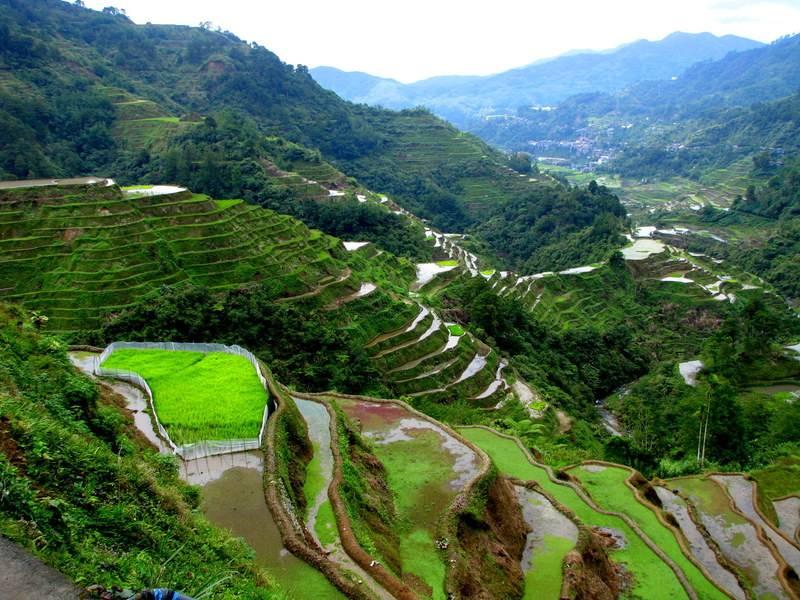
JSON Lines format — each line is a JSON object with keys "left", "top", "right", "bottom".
{"left": 0, "top": 303, "right": 282, "bottom": 598}
{"left": 0, "top": 183, "right": 348, "bottom": 331}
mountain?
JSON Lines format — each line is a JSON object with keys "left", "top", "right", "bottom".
{"left": 0, "top": 0, "right": 627, "bottom": 266}
{"left": 311, "top": 32, "right": 763, "bottom": 128}
{"left": 476, "top": 34, "right": 800, "bottom": 176}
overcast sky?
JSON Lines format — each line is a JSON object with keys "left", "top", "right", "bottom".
{"left": 83, "top": 0, "right": 799, "bottom": 82}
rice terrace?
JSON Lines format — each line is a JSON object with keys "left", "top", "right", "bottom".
{"left": 101, "top": 347, "right": 269, "bottom": 445}
{"left": 1, "top": 1, "right": 800, "bottom": 599}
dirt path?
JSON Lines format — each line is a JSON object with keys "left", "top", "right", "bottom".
{"left": 0, "top": 536, "right": 81, "bottom": 599}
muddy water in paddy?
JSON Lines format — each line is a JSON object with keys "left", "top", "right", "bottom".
{"left": 655, "top": 486, "right": 746, "bottom": 600}
{"left": 181, "top": 451, "right": 262, "bottom": 485}
{"left": 671, "top": 477, "right": 790, "bottom": 600}
{"left": 335, "top": 398, "right": 481, "bottom": 596}
{"left": 515, "top": 485, "right": 578, "bottom": 600}
{"left": 68, "top": 353, "right": 343, "bottom": 597}
{"left": 200, "top": 466, "right": 345, "bottom": 599}
{"left": 293, "top": 398, "right": 334, "bottom": 542}
{"left": 773, "top": 497, "right": 800, "bottom": 542}
{"left": 712, "top": 475, "right": 800, "bottom": 573}
{"left": 294, "top": 398, "right": 393, "bottom": 600}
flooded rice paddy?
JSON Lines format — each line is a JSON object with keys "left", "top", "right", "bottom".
{"left": 458, "top": 427, "right": 689, "bottom": 600}
{"left": 621, "top": 237, "right": 666, "bottom": 260}
{"left": 773, "top": 497, "right": 800, "bottom": 543}
{"left": 711, "top": 475, "right": 800, "bottom": 573}
{"left": 656, "top": 486, "right": 746, "bottom": 600}
{"left": 413, "top": 262, "right": 456, "bottom": 290}
{"left": 670, "top": 477, "right": 791, "bottom": 599}
{"left": 335, "top": 397, "right": 482, "bottom": 598}
{"left": 516, "top": 485, "right": 578, "bottom": 600}
{"left": 201, "top": 466, "right": 344, "bottom": 599}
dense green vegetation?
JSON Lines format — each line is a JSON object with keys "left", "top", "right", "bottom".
{"left": 0, "top": 183, "right": 350, "bottom": 331}
{"left": 331, "top": 403, "right": 401, "bottom": 574}
{"left": 100, "top": 283, "right": 381, "bottom": 395}
{"left": 607, "top": 297, "right": 800, "bottom": 475}
{"left": 690, "top": 158, "right": 800, "bottom": 300}
{"left": 126, "top": 113, "right": 432, "bottom": 261}
{"left": 101, "top": 349, "right": 267, "bottom": 444}
{"left": 0, "top": 0, "right": 625, "bottom": 270}
{"left": 0, "top": 303, "right": 282, "bottom": 597}
{"left": 474, "top": 181, "right": 627, "bottom": 272}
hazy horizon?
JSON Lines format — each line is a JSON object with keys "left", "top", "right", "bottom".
{"left": 82, "top": 0, "right": 799, "bottom": 82}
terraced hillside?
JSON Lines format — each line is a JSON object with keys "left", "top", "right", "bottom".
{"left": 0, "top": 182, "right": 349, "bottom": 331}
{"left": 1, "top": 0, "right": 629, "bottom": 267}
{"left": 461, "top": 427, "right": 800, "bottom": 600}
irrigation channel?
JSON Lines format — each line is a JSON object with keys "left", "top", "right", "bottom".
{"left": 69, "top": 350, "right": 345, "bottom": 599}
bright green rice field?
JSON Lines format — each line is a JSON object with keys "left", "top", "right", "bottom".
{"left": 101, "top": 349, "right": 267, "bottom": 444}
{"left": 568, "top": 465, "right": 727, "bottom": 600}
{"left": 458, "top": 427, "right": 690, "bottom": 600}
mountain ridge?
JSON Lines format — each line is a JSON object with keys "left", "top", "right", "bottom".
{"left": 311, "top": 31, "right": 764, "bottom": 127}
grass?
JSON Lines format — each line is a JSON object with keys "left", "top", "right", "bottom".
{"left": 0, "top": 305, "right": 286, "bottom": 600}
{"left": 303, "top": 445, "right": 325, "bottom": 515}
{"left": 214, "top": 199, "right": 243, "bottom": 209}
{"left": 0, "top": 185, "right": 348, "bottom": 330}
{"left": 447, "top": 324, "right": 465, "bottom": 336}
{"left": 751, "top": 455, "right": 800, "bottom": 500}
{"left": 101, "top": 349, "right": 267, "bottom": 444}
{"left": 336, "top": 397, "right": 459, "bottom": 598}
{"left": 458, "top": 427, "right": 688, "bottom": 600}
{"left": 570, "top": 465, "right": 727, "bottom": 599}
{"left": 436, "top": 260, "right": 458, "bottom": 267}
{"left": 400, "top": 529, "right": 446, "bottom": 600}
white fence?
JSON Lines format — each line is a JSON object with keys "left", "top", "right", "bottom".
{"left": 94, "top": 341, "right": 271, "bottom": 461}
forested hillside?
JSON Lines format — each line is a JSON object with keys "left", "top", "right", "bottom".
{"left": 0, "top": 0, "right": 628, "bottom": 263}
{"left": 472, "top": 34, "right": 800, "bottom": 180}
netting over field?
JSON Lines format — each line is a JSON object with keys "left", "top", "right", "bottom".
{"left": 94, "top": 341, "right": 270, "bottom": 461}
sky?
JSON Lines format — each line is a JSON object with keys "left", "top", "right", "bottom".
{"left": 82, "top": 0, "right": 800, "bottom": 82}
